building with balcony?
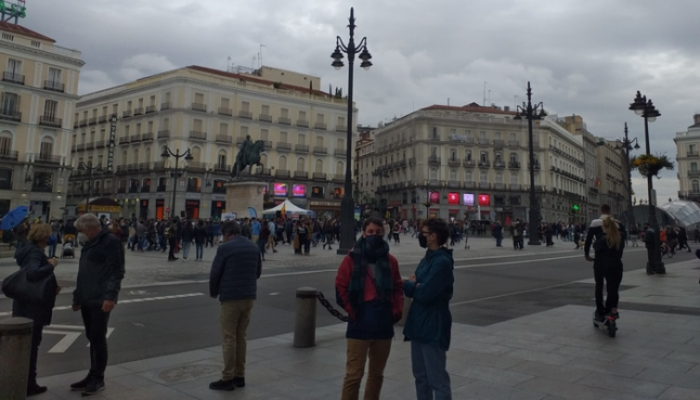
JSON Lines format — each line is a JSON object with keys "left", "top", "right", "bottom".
{"left": 363, "top": 103, "right": 587, "bottom": 223}
{"left": 354, "top": 126, "right": 377, "bottom": 209}
{"left": 675, "top": 114, "right": 700, "bottom": 202}
{"left": 0, "top": 21, "right": 83, "bottom": 219}
{"left": 67, "top": 65, "right": 356, "bottom": 220}
{"left": 558, "top": 115, "right": 601, "bottom": 220}
{"left": 595, "top": 140, "right": 631, "bottom": 219}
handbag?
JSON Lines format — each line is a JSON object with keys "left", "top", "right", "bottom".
{"left": 1, "top": 267, "right": 53, "bottom": 305}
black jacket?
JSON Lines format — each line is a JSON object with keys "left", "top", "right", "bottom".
{"left": 73, "top": 228, "right": 125, "bottom": 306}
{"left": 193, "top": 226, "right": 207, "bottom": 244}
{"left": 12, "top": 243, "right": 58, "bottom": 326}
{"left": 584, "top": 216, "right": 626, "bottom": 260}
{"left": 209, "top": 235, "right": 262, "bottom": 301}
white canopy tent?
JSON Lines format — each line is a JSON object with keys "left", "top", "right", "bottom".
{"left": 261, "top": 199, "right": 313, "bottom": 215}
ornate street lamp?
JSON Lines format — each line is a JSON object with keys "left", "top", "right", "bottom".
{"left": 514, "top": 82, "right": 546, "bottom": 245}
{"left": 331, "top": 7, "right": 372, "bottom": 254}
{"left": 78, "top": 161, "right": 103, "bottom": 215}
{"left": 161, "top": 147, "right": 193, "bottom": 218}
{"left": 629, "top": 91, "right": 664, "bottom": 274}
{"left": 615, "top": 122, "right": 640, "bottom": 227}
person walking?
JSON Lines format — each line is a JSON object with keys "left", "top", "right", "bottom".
{"left": 678, "top": 227, "right": 691, "bottom": 253}
{"left": 584, "top": 204, "right": 626, "bottom": 322}
{"left": 297, "top": 219, "right": 310, "bottom": 255}
{"left": 323, "top": 218, "right": 335, "bottom": 250}
{"left": 194, "top": 220, "right": 207, "bottom": 261}
{"left": 403, "top": 218, "right": 454, "bottom": 400}
{"left": 250, "top": 217, "right": 261, "bottom": 244}
{"left": 258, "top": 222, "right": 270, "bottom": 261}
{"left": 335, "top": 217, "right": 404, "bottom": 400}
{"left": 12, "top": 222, "right": 60, "bottom": 396}
{"left": 265, "top": 219, "right": 277, "bottom": 253}
{"left": 167, "top": 217, "right": 179, "bottom": 261}
{"left": 181, "top": 219, "right": 194, "bottom": 260}
{"left": 208, "top": 221, "right": 262, "bottom": 391}
{"left": 492, "top": 221, "right": 503, "bottom": 247}
{"left": 70, "top": 214, "right": 125, "bottom": 396}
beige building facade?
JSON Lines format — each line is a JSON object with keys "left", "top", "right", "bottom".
{"left": 361, "top": 103, "right": 587, "bottom": 223}
{"left": 0, "top": 21, "right": 83, "bottom": 219}
{"left": 68, "top": 65, "right": 356, "bottom": 220}
{"left": 558, "top": 115, "right": 601, "bottom": 220}
{"left": 674, "top": 114, "right": 700, "bottom": 201}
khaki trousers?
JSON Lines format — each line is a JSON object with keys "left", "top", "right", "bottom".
{"left": 341, "top": 338, "right": 392, "bottom": 400}
{"left": 220, "top": 299, "right": 254, "bottom": 381}
{"left": 266, "top": 234, "right": 276, "bottom": 250}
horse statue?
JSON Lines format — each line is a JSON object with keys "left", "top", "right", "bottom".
{"left": 231, "top": 137, "right": 265, "bottom": 179}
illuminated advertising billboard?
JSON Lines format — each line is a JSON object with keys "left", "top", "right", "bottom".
{"left": 478, "top": 194, "right": 490, "bottom": 206}
{"left": 292, "top": 184, "right": 306, "bottom": 197}
{"left": 429, "top": 191, "right": 440, "bottom": 204}
{"left": 463, "top": 193, "right": 474, "bottom": 206}
{"left": 273, "top": 183, "right": 287, "bottom": 197}
{"left": 447, "top": 192, "right": 459, "bottom": 205}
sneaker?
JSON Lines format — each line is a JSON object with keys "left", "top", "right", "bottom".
{"left": 232, "top": 377, "right": 245, "bottom": 387}
{"left": 594, "top": 311, "right": 605, "bottom": 323}
{"left": 82, "top": 380, "right": 105, "bottom": 396}
{"left": 70, "top": 376, "right": 91, "bottom": 391}
{"left": 27, "top": 383, "right": 47, "bottom": 396}
{"left": 209, "top": 379, "right": 235, "bottom": 391}
{"left": 609, "top": 311, "right": 620, "bottom": 320}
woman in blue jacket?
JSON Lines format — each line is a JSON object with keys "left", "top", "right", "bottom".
{"left": 403, "top": 218, "right": 454, "bottom": 400}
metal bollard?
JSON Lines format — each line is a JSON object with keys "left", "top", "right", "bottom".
{"left": 0, "top": 317, "right": 33, "bottom": 400}
{"left": 294, "top": 287, "right": 318, "bottom": 348}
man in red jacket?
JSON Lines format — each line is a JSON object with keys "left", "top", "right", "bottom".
{"left": 335, "top": 216, "right": 404, "bottom": 400}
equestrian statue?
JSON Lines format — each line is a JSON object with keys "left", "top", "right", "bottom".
{"left": 231, "top": 135, "right": 265, "bottom": 179}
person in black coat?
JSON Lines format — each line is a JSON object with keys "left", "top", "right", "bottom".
{"left": 12, "top": 222, "right": 59, "bottom": 396}
{"left": 193, "top": 220, "right": 207, "bottom": 261}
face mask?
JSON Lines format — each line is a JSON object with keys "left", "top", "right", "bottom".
{"left": 365, "top": 234, "right": 383, "bottom": 248}
{"left": 77, "top": 233, "right": 89, "bottom": 243}
{"left": 418, "top": 233, "right": 428, "bottom": 248}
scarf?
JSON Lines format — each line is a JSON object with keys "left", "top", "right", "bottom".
{"left": 348, "top": 237, "right": 392, "bottom": 314}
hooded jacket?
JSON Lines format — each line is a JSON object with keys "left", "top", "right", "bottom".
{"left": 73, "top": 228, "right": 125, "bottom": 306}
{"left": 12, "top": 243, "right": 58, "bottom": 325}
{"left": 403, "top": 247, "right": 454, "bottom": 351}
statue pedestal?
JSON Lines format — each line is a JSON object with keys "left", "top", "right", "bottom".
{"left": 225, "top": 181, "right": 266, "bottom": 219}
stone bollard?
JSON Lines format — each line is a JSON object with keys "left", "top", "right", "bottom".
{"left": 294, "top": 287, "right": 318, "bottom": 348}
{"left": 0, "top": 317, "right": 33, "bottom": 400}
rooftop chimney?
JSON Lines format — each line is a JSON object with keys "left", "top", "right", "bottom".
{"left": 694, "top": 113, "right": 700, "bottom": 125}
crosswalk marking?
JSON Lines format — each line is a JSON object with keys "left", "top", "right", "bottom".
{"left": 0, "top": 293, "right": 205, "bottom": 317}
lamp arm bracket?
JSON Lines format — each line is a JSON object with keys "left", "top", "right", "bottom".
{"left": 336, "top": 37, "right": 348, "bottom": 52}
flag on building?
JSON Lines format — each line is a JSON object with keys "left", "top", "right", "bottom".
{"left": 281, "top": 203, "right": 286, "bottom": 218}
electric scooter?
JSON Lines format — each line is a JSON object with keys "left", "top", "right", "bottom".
{"left": 593, "top": 312, "right": 617, "bottom": 338}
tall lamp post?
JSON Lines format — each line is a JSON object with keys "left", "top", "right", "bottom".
{"left": 629, "top": 91, "right": 664, "bottom": 274}
{"left": 78, "top": 161, "right": 103, "bottom": 215}
{"left": 160, "top": 147, "right": 193, "bottom": 219}
{"left": 331, "top": 7, "right": 373, "bottom": 254}
{"left": 616, "top": 122, "right": 640, "bottom": 227}
{"left": 514, "top": 82, "right": 546, "bottom": 245}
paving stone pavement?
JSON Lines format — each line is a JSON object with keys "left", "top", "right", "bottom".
{"left": 0, "top": 235, "right": 578, "bottom": 289}
{"left": 29, "top": 254, "right": 700, "bottom": 399}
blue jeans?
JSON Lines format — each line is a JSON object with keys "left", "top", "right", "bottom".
{"left": 195, "top": 243, "right": 203, "bottom": 259}
{"left": 411, "top": 340, "right": 451, "bottom": 400}
{"left": 182, "top": 241, "right": 192, "bottom": 259}
{"left": 48, "top": 244, "right": 56, "bottom": 258}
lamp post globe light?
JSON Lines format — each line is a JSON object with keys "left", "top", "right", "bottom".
{"left": 161, "top": 146, "right": 193, "bottom": 219}
{"left": 514, "top": 82, "right": 546, "bottom": 245}
{"left": 331, "top": 7, "right": 372, "bottom": 254}
{"left": 78, "top": 161, "right": 103, "bottom": 215}
{"left": 629, "top": 91, "right": 664, "bottom": 274}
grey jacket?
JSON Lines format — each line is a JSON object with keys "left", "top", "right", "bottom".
{"left": 73, "top": 228, "right": 125, "bottom": 306}
{"left": 209, "top": 235, "right": 262, "bottom": 301}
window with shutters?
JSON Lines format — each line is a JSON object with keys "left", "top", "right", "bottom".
{"left": 510, "top": 173, "right": 519, "bottom": 184}
{"left": 260, "top": 129, "right": 269, "bottom": 141}
{"left": 279, "top": 155, "right": 287, "bottom": 170}
{"left": 281, "top": 108, "right": 289, "bottom": 118}
{"left": 450, "top": 169, "right": 457, "bottom": 181}
{"left": 296, "top": 157, "right": 305, "bottom": 172}
{"left": 43, "top": 100, "right": 58, "bottom": 119}
{"left": 241, "top": 101, "right": 250, "bottom": 112}
{"left": 219, "top": 123, "right": 228, "bottom": 135}
{"left": 298, "top": 133, "right": 306, "bottom": 145}
{"left": 193, "top": 119, "right": 203, "bottom": 132}
{"left": 6, "top": 58, "right": 21, "bottom": 74}
{"left": 262, "top": 105, "right": 270, "bottom": 115}
{"left": 299, "top": 111, "right": 306, "bottom": 121}
{"left": 316, "top": 136, "right": 324, "bottom": 146}
{"left": 337, "top": 138, "right": 344, "bottom": 151}
{"left": 1, "top": 92, "right": 19, "bottom": 115}
{"left": 48, "top": 67, "right": 61, "bottom": 83}
{"left": 218, "top": 152, "right": 227, "bottom": 168}
{"left": 221, "top": 97, "right": 229, "bottom": 109}
{"left": 317, "top": 114, "right": 324, "bottom": 123}
{"left": 480, "top": 171, "right": 488, "bottom": 183}
{"left": 40, "top": 138, "right": 53, "bottom": 158}
{"left": 0, "top": 132, "right": 11, "bottom": 155}
{"left": 194, "top": 93, "right": 204, "bottom": 104}
{"left": 280, "top": 131, "right": 287, "bottom": 142}
{"left": 240, "top": 126, "right": 248, "bottom": 136}
{"left": 315, "top": 159, "right": 323, "bottom": 173}
{"left": 495, "top": 172, "right": 503, "bottom": 184}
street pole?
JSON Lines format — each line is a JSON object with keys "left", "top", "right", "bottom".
{"left": 331, "top": 7, "right": 372, "bottom": 254}
{"left": 515, "top": 82, "right": 545, "bottom": 245}
{"left": 161, "top": 147, "right": 192, "bottom": 219}
{"left": 630, "top": 91, "right": 664, "bottom": 274}
{"left": 623, "top": 123, "right": 636, "bottom": 228}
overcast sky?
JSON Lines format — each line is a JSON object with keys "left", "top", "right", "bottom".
{"left": 27, "top": 0, "right": 694, "bottom": 203}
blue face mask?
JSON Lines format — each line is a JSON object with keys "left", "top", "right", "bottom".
{"left": 365, "top": 234, "right": 384, "bottom": 248}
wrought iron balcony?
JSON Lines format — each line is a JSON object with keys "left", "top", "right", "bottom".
{"left": 142, "top": 132, "right": 154, "bottom": 141}
{"left": 428, "top": 156, "right": 441, "bottom": 165}
{"left": 276, "top": 169, "right": 290, "bottom": 178}
{"left": 314, "top": 122, "right": 327, "bottom": 130}
{"left": 189, "top": 131, "right": 207, "bottom": 140}
{"left": 278, "top": 117, "right": 291, "bottom": 125}
{"left": 191, "top": 103, "right": 207, "bottom": 112}
{"left": 2, "top": 71, "right": 24, "bottom": 85}
{"left": 160, "top": 102, "right": 171, "bottom": 110}
{"left": 145, "top": 105, "right": 157, "bottom": 114}
{"left": 39, "top": 116, "right": 62, "bottom": 127}
{"left": 294, "top": 171, "right": 308, "bottom": 179}
{"left": 313, "top": 146, "right": 327, "bottom": 154}
{"left": 157, "top": 130, "right": 170, "bottom": 139}
{"left": 0, "top": 150, "right": 18, "bottom": 161}
{"left": 238, "top": 110, "right": 252, "bottom": 119}
{"left": 296, "top": 120, "right": 309, "bottom": 128}
{"left": 313, "top": 172, "right": 327, "bottom": 180}
{"left": 295, "top": 144, "right": 309, "bottom": 152}
{"left": 122, "top": 110, "right": 132, "bottom": 118}
{"left": 133, "top": 107, "right": 144, "bottom": 116}
{"left": 259, "top": 114, "right": 272, "bottom": 123}
{"left": 130, "top": 134, "right": 141, "bottom": 143}
{"left": 43, "top": 80, "right": 64, "bottom": 92}
{"left": 216, "top": 134, "right": 232, "bottom": 143}
{"left": 0, "top": 110, "right": 21, "bottom": 122}
{"left": 276, "top": 142, "right": 291, "bottom": 151}
{"left": 478, "top": 160, "right": 490, "bottom": 168}
{"left": 218, "top": 107, "right": 232, "bottom": 116}
{"left": 35, "top": 154, "right": 61, "bottom": 165}
{"left": 508, "top": 161, "right": 521, "bottom": 169}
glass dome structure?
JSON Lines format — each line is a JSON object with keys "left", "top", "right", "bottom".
{"left": 658, "top": 200, "right": 700, "bottom": 228}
